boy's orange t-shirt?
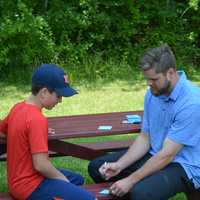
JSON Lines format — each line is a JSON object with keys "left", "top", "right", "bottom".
{"left": 0, "top": 102, "right": 48, "bottom": 200}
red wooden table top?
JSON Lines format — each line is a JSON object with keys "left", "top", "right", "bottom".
{"left": 48, "top": 111, "right": 143, "bottom": 140}
{"left": 0, "top": 111, "right": 142, "bottom": 146}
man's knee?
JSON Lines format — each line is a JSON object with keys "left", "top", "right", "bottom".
{"left": 130, "top": 183, "right": 153, "bottom": 200}
{"left": 88, "top": 159, "right": 101, "bottom": 176}
{"left": 88, "top": 158, "right": 105, "bottom": 183}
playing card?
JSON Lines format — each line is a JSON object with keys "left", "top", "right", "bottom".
{"left": 97, "top": 125, "right": 112, "bottom": 130}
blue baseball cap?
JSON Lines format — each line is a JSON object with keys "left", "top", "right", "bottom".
{"left": 32, "top": 64, "right": 78, "bottom": 97}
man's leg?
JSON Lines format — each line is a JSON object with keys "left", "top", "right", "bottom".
{"left": 129, "top": 163, "right": 190, "bottom": 200}
{"left": 88, "top": 150, "right": 152, "bottom": 183}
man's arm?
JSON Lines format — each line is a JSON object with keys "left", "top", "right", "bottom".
{"left": 32, "top": 153, "right": 69, "bottom": 182}
{"left": 110, "top": 138, "right": 183, "bottom": 196}
{"left": 117, "top": 133, "right": 150, "bottom": 170}
{"left": 100, "top": 133, "right": 150, "bottom": 179}
{"left": 129, "top": 138, "right": 182, "bottom": 182}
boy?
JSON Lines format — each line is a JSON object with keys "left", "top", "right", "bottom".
{"left": 0, "top": 64, "right": 96, "bottom": 200}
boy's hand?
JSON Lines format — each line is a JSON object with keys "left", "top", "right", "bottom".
{"left": 48, "top": 128, "right": 55, "bottom": 134}
{"left": 0, "top": 132, "right": 6, "bottom": 138}
{"left": 99, "top": 162, "right": 121, "bottom": 180}
{"left": 61, "top": 176, "right": 70, "bottom": 182}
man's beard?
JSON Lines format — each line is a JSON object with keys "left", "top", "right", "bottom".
{"left": 151, "top": 80, "right": 172, "bottom": 96}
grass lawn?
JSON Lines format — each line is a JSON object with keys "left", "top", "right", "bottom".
{"left": 0, "top": 75, "right": 196, "bottom": 199}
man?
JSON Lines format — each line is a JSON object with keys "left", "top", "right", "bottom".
{"left": 88, "top": 44, "right": 200, "bottom": 200}
{"left": 0, "top": 64, "right": 96, "bottom": 200}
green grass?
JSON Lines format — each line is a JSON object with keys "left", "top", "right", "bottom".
{"left": 0, "top": 79, "right": 146, "bottom": 118}
{"left": 1, "top": 74, "right": 198, "bottom": 199}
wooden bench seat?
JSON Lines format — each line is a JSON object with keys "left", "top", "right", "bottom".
{"left": 0, "top": 183, "right": 129, "bottom": 200}
{"left": 0, "top": 193, "right": 13, "bottom": 200}
{"left": 83, "top": 182, "right": 129, "bottom": 200}
{"left": 80, "top": 139, "right": 133, "bottom": 152}
{"left": 1, "top": 189, "right": 200, "bottom": 200}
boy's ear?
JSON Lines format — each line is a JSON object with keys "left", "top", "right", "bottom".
{"left": 39, "top": 87, "right": 49, "bottom": 99}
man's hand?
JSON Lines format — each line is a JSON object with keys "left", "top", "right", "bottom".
{"left": 110, "top": 176, "right": 134, "bottom": 197}
{"left": 99, "top": 162, "right": 121, "bottom": 180}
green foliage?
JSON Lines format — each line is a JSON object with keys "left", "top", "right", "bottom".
{"left": 0, "top": 0, "right": 200, "bottom": 81}
{"left": 0, "top": 0, "right": 55, "bottom": 79}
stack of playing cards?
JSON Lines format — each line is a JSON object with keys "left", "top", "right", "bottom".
{"left": 99, "top": 189, "right": 110, "bottom": 195}
{"left": 122, "top": 114, "right": 141, "bottom": 124}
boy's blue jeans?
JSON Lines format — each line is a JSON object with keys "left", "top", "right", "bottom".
{"left": 27, "top": 169, "right": 95, "bottom": 200}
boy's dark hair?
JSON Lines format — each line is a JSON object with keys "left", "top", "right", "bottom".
{"left": 139, "top": 44, "right": 176, "bottom": 73}
{"left": 31, "top": 85, "right": 54, "bottom": 95}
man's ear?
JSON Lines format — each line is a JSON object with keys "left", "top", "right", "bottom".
{"left": 166, "top": 68, "right": 176, "bottom": 79}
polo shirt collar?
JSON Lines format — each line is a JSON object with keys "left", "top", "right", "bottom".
{"left": 158, "top": 71, "right": 186, "bottom": 102}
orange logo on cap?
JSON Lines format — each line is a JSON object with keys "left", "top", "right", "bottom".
{"left": 53, "top": 197, "right": 64, "bottom": 200}
{"left": 64, "top": 74, "right": 69, "bottom": 84}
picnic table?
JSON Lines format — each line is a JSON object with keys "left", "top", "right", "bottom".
{"left": 47, "top": 111, "right": 142, "bottom": 160}
{"left": 0, "top": 111, "right": 142, "bottom": 160}
{"left": 1, "top": 111, "right": 198, "bottom": 200}
{"left": 0, "top": 111, "right": 142, "bottom": 200}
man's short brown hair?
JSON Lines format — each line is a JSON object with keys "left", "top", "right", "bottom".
{"left": 139, "top": 44, "right": 176, "bottom": 73}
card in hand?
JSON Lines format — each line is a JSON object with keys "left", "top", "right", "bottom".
{"left": 99, "top": 189, "right": 110, "bottom": 195}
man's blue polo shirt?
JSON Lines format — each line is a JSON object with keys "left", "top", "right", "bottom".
{"left": 142, "top": 71, "right": 200, "bottom": 188}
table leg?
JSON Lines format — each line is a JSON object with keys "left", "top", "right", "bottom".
{"left": 48, "top": 139, "right": 106, "bottom": 160}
